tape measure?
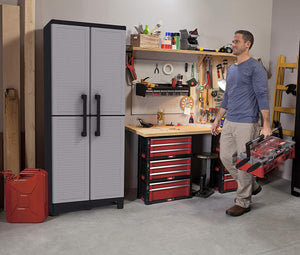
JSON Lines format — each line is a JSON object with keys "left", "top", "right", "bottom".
{"left": 180, "top": 96, "right": 194, "bottom": 111}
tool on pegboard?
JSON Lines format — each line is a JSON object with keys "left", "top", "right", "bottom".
{"left": 126, "top": 54, "right": 137, "bottom": 80}
{"left": 154, "top": 63, "right": 159, "bottom": 74}
{"left": 187, "top": 63, "right": 198, "bottom": 87}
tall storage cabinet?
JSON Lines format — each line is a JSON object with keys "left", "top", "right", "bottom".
{"left": 44, "top": 20, "right": 126, "bottom": 215}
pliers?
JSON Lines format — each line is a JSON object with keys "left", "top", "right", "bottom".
{"left": 154, "top": 63, "right": 159, "bottom": 74}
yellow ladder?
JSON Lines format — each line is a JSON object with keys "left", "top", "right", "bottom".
{"left": 271, "top": 55, "right": 299, "bottom": 136}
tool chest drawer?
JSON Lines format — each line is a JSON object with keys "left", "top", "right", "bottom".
{"left": 139, "top": 136, "right": 192, "bottom": 159}
{"left": 222, "top": 178, "right": 238, "bottom": 192}
{"left": 139, "top": 179, "right": 191, "bottom": 205}
{"left": 214, "top": 166, "right": 257, "bottom": 193}
{"left": 140, "top": 157, "right": 191, "bottom": 181}
{"left": 214, "top": 166, "right": 237, "bottom": 193}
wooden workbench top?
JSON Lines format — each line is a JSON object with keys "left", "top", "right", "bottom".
{"left": 125, "top": 124, "right": 213, "bottom": 137}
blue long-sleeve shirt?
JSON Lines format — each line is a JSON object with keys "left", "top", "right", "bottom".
{"left": 220, "top": 58, "right": 269, "bottom": 123}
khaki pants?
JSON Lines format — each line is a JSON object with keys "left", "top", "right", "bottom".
{"left": 220, "top": 120, "right": 260, "bottom": 208}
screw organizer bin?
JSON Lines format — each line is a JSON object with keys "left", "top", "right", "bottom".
{"left": 138, "top": 136, "right": 192, "bottom": 204}
{"left": 3, "top": 168, "right": 48, "bottom": 223}
{"left": 236, "top": 135, "right": 295, "bottom": 178}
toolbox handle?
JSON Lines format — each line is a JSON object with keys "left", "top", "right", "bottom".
{"left": 236, "top": 126, "right": 283, "bottom": 169}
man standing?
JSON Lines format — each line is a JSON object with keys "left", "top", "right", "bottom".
{"left": 211, "top": 30, "right": 272, "bottom": 216}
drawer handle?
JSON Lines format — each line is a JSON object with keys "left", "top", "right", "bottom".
{"left": 150, "top": 179, "right": 190, "bottom": 186}
{"left": 150, "top": 184, "right": 190, "bottom": 192}
{"left": 150, "top": 169, "right": 190, "bottom": 176}
{"left": 151, "top": 148, "right": 191, "bottom": 153}
{"left": 224, "top": 178, "right": 235, "bottom": 182}
{"left": 150, "top": 158, "right": 191, "bottom": 163}
{"left": 151, "top": 142, "right": 191, "bottom": 147}
{"left": 151, "top": 163, "right": 190, "bottom": 170}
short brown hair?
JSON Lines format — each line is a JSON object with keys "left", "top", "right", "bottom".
{"left": 235, "top": 30, "right": 254, "bottom": 50}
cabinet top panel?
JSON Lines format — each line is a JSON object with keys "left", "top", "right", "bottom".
{"left": 45, "top": 19, "right": 126, "bottom": 31}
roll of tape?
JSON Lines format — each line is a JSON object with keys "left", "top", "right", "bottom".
{"left": 163, "top": 63, "right": 174, "bottom": 75}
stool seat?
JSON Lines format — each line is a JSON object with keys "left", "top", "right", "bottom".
{"left": 194, "top": 152, "right": 218, "bottom": 159}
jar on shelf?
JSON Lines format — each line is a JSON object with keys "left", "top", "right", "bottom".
{"left": 161, "top": 32, "right": 171, "bottom": 49}
{"left": 171, "top": 33, "right": 180, "bottom": 49}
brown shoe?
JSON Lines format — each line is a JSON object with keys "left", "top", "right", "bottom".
{"left": 226, "top": 205, "right": 251, "bottom": 217}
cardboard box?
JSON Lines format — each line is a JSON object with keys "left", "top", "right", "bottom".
{"left": 131, "top": 34, "right": 159, "bottom": 48}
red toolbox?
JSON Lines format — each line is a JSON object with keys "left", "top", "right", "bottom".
{"left": 236, "top": 127, "right": 295, "bottom": 178}
{"left": 140, "top": 178, "right": 191, "bottom": 205}
{"left": 3, "top": 168, "right": 48, "bottom": 223}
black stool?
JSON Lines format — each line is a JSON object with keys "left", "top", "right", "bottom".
{"left": 193, "top": 152, "right": 218, "bottom": 198}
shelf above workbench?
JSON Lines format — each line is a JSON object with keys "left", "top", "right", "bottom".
{"left": 127, "top": 46, "right": 236, "bottom": 58}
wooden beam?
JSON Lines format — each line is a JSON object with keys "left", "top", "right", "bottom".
{"left": 4, "top": 89, "right": 21, "bottom": 175}
{"left": 20, "top": 0, "right": 36, "bottom": 168}
{"left": 0, "top": 4, "right": 21, "bottom": 175}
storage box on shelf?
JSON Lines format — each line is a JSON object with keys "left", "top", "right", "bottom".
{"left": 130, "top": 34, "right": 159, "bottom": 48}
{"left": 138, "top": 136, "right": 193, "bottom": 204}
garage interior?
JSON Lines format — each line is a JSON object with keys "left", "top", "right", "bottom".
{"left": 0, "top": 1, "right": 300, "bottom": 255}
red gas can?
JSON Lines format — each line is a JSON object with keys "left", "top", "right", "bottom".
{"left": 4, "top": 168, "right": 48, "bottom": 223}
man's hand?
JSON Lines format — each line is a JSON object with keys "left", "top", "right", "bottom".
{"left": 211, "top": 108, "right": 226, "bottom": 136}
{"left": 260, "top": 126, "right": 272, "bottom": 139}
{"left": 211, "top": 119, "right": 220, "bottom": 136}
{"left": 260, "top": 109, "right": 272, "bottom": 139}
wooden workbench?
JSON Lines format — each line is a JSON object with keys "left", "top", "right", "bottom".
{"left": 125, "top": 125, "right": 213, "bottom": 137}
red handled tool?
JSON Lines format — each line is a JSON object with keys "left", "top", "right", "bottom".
{"left": 126, "top": 56, "right": 137, "bottom": 80}
{"left": 205, "top": 56, "right": 211, "bottom": 89}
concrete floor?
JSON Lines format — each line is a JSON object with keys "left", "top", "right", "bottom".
{"left": 0, "top": 177, "right": 300, "bottom": 255}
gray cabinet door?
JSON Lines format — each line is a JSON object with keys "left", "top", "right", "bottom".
{"left": 51, "top": 24, "right": 90, "bottom": 116}
{"left": 52, "top": 117, "right": 90, "bottom": 203}
{"left": 90, "top": 116, "right": 125, "bottom": 200}
{"left": 90, "top": 28, "right": 125, "bottom": 116}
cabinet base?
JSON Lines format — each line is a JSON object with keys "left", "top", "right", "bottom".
{"left": 49, "top": 197, "right": 124, "bottom": 216}
{"left": 291, "top": 188, "right": 300, "bottom": 197}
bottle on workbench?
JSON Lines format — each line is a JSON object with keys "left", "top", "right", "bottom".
{"left": 157, "top": 109, "right": 164, "bottom": 126}
{"left": 161, "top": 32, "right": 171, "bottom": 49}
{"left": 189, "top": 114, "right": 194, "bottom": 123}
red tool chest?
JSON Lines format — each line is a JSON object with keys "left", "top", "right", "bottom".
{"left": 4, "top": 168, "right": 48, "bottom": 223}
{"left": 236, "top": 134, "right": 295, "bottom": 178}
{"left": 138, "top": 136, "right": 192, "bottom": 205}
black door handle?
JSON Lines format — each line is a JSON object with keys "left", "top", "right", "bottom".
{"left": 95, "top": 94, "right": 101, "bottom": 136}
{"left": 81, "top": 94, "right": 87, "bottom": 137}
